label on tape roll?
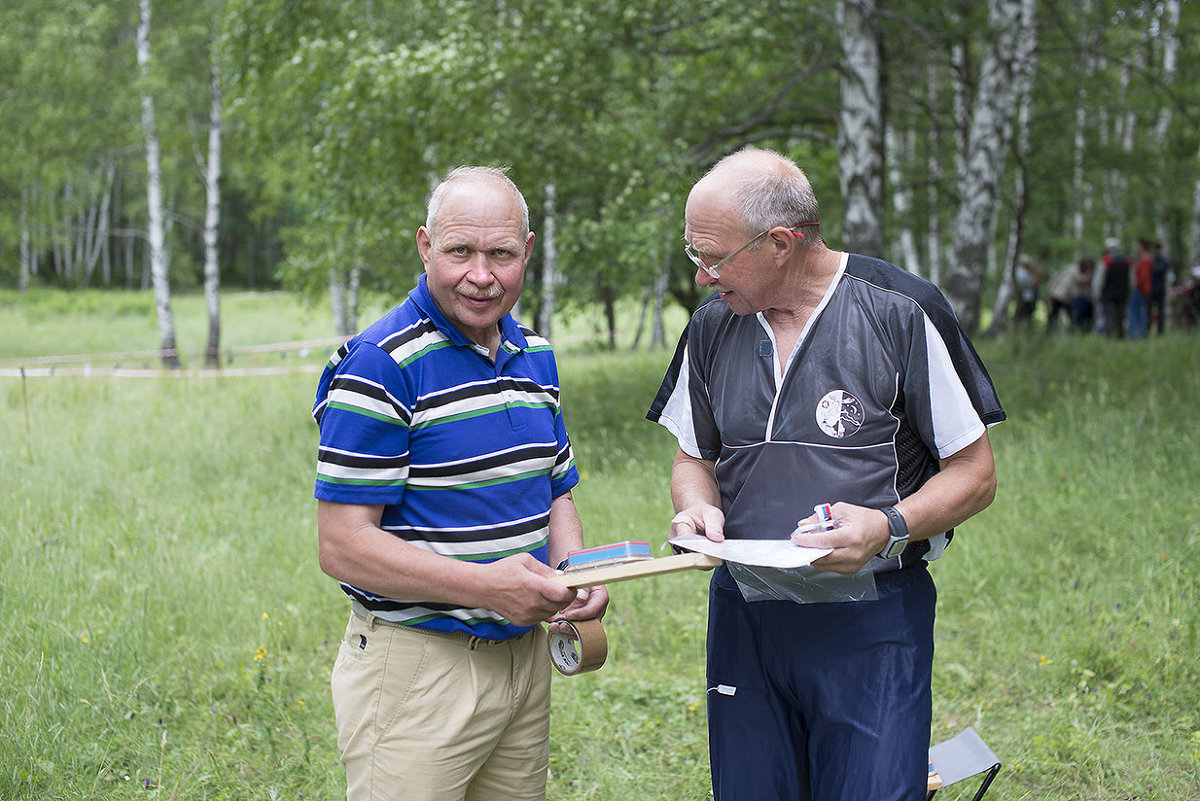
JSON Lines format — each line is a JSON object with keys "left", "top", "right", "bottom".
{"left": 547, "top": 618, "right": 607, "bottom": 675}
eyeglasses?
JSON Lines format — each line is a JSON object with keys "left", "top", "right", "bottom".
{"left": 683, "top": 222, "right": 820, "bottom": 281}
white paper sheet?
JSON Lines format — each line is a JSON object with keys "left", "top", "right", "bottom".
{"left": 668, "top": 533, "right": 831, "bottom": 568}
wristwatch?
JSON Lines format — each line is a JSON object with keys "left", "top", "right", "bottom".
{"left": 878, "top": 506, "right": 909, "bottom": 559}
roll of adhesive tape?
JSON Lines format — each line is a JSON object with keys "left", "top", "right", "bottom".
{"left": 547, "top": 618, "right": 607, "bottom": 675}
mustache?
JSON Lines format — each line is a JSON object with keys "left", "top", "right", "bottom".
{"left": 455, "top": 284, "right": 504, "bottom": 301}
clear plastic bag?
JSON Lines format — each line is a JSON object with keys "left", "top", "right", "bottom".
{"left": 727, "top": 561, "right": 878, "bottom": 604}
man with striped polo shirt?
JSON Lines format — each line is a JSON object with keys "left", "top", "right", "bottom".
{"left": 313, "top": 166, "right": 607, "bottom": 801}
{"left": 648, "top": 148, "right": 1003, "bottom": 801}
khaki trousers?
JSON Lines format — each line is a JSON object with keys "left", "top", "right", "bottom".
{"left": 331, "top": 609, "right": 551, "bottom": 801}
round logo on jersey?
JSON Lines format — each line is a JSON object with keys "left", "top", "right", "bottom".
{"left": 815, "top": 389, "right": 865, "bottom": 439}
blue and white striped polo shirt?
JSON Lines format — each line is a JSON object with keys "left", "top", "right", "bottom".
{"left": 648, "top": 252, "right": 1005, "bottom": 582}
{"left": 313, "top": 275, "right": 579, "bottom": 639}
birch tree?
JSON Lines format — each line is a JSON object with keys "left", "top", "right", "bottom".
{"left": 137, "top": 0, "right": 178, "bottom": 365}
{"left": 1152, "top": 0, "right": 1179, "bottom": 250}
{"left": 537, "top": 184, "right": 558, "bottom": 341}
{"left": 837, "top": 0, "right": 884, "bottom": 258}
{"left": 202, "top": 56, "right": 223, "bottom": 367}
{"left": 886, "top": 125, "right": 920, "bottom": 273}
{"left": 990, "top": 0, "right": 1039, "bottom": 332}
{"left": 944, "top": 0, "right": 1035, "bottom": 334}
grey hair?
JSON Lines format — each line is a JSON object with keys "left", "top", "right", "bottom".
{"left": 425, "top": 165, "right": 530, "bottom": 240}
{"left": 705, "top": 148, "right": 821, "bottom": 246}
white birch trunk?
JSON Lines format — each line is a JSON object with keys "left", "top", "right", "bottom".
{"left": 1103, "top": 56, "right": 1136, "bottom": 236}
{"left": 101, "top": 171, "right": 113, "bottom": 286}
{"left": 836, "top": 0, "right": 884, "bottom": 257}
{"left": 204, "top": 58, "right": 223, "bottom": 367}
{"left": 29, "top": 183, "right": 43, "bottom": 282}
{"left": 137, "top": 0, "right": 177, "bottom": 366}
{"left": 329, "top": 258, "right": 361, "bottom": 338}
{"left": 83, "top": 161, "right": 116, "bottom": 287}
{"left": 1154, "top": 0, "right": 1179, "bottom": 249}
{"left": 76, "top": 194, "right": 92, "bottom": 281}
{"left": 992, "top": 6, "right": 1038, "bottom": 332}
{"left": 886, "top": 125, "right": 919, "bottom": 274}
{"left": 81, "top": 193, "right": 99, "bottom": 285}
{"left": 59, "top": 185, "right": 75, "bottom": 280}
{"left": 951, "top": 44, "right": 967, "bottom": 173}
{"left": 537, "top": 184, "right": 557, "bottom": 340}
{"left": 1153, "top": 0, "right": 1178, "bottom": 147}
{"left": 1073, "top": 101, "right": 1086, "bottom": 250}
{"left": 945, "top": 0, "right": 1034, "bottom": 334}
{"left": 330, "top": 268, "right": 350, "bottom": 337}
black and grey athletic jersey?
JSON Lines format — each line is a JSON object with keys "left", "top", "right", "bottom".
{"left": 647, "top": 252, "right": 1005, "bottom": 568}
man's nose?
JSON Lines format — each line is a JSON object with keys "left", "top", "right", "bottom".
{"left": 466, "top": 253, "right": 496, "bottom": 282}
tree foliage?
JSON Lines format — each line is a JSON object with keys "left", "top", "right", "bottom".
{"left": 2, "top": 0, "right": 1199, "bottom": 340}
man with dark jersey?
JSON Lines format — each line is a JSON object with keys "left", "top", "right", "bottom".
{"left": 647, "top": 148, "right": 1004, "bottom": 801}
{"left": 313, "top": 166, "right": 607, "bottom": 801}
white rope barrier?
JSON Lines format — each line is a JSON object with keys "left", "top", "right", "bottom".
{"left": 0, "top": 337, "right": 347, "bottom": 379}
{"left": 1, "top": 364, "right": 325, "bottom": 379}
{"left": 0, "top": 336, "right": 347, "bottom": 367}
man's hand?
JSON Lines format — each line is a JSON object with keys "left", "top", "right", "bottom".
{"left": 547, "top": 583, "right": 611, "bottom": 638}
{"left": 670, "top": 504, "right": 726, "bottom": 542}
{"left": 790, "top": 502, "right": 889, "bottom": 574}
{"left": 477, "top": 553, "right": 579, "bottom": 627}
{"left": 554, "top": 584, "right": 610, "bottom": 622}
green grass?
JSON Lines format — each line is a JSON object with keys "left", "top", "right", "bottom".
{"left": 2, "top": 289, "right": 1199, "bottom": 799}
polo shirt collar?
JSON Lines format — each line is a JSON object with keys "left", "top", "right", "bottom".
{"left": 409, "top": 274, "right": 529, "bottom": 353}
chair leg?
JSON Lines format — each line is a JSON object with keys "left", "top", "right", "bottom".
{"left": 969, "top": 765, "right": 1001, "bottom": 801}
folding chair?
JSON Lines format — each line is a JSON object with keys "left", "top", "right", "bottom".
{"left": 925, "top": 726, "right": 1002, "bottom": 800}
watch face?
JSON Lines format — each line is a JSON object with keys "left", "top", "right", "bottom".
{"left": 883, "top": 538, "right": 908, "bottom": 558}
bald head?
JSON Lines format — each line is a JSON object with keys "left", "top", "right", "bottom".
{"left": 426, "top": 166, "right": 530, "bottom": 241}
{"left": 691, "top": 148, "right": 821, "bottom": 242}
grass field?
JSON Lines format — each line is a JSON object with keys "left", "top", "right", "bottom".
{"left": 1, "top": 288, "right": 1198, "bottom": 800}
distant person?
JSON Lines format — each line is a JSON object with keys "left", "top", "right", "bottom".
{"left": 1183, "top": 267, "right": 1200, "bottom": 329}
{"left": 1100, "top": 238, "right": 1131, "bottom": 338}
{"left": 1069, "top": 258, "right": 1096, "bottom": 332}
{"left": 1149, "top": 242, "right": 1170, "bottom": 335}
{"left": 1013, "top": 255, "right": 1040, "bottom": 331}
{"left": 1129, "top": 238, "right": 1152, "bottom": 339}
{"left": 1045, "top": 262, "right": 1076, "bottom": 331}
{"left": 312, "top": 165, "right": 607, "bottom": 801}
{"left": 648, "top": 148, "right": 1003, "bottom": 801}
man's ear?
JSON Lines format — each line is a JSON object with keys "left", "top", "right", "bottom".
{"left": 416, "top": 226, "right": 433, "bottom": 271}
{"left": 523, "top": 231, "right": 536, "bottom": 268}
{"left": 767, "top": 226, "right": 797, "bottom": 266}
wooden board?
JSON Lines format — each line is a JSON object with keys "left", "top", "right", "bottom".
{"left": 554, "top": 552, "right": 722, "bottom": 589}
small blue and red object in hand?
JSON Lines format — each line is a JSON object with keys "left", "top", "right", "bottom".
{"left": 559, "top": 541, "right": 652, "bottom": 572}
{"left": 794, "top": 503, "right": 837, "bottom": 536}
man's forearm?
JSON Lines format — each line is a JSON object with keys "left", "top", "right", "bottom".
{"left": 896, "top": 431, "right": 997, "bottom": 539}
{"left": 547, "top": 491, "right": 584, "bottom": 568}
{"left": 317, "top": 500, "right": 487, "bottom": 604}
{"left": 670, "top": 448, "right": 721, "bottom": 512}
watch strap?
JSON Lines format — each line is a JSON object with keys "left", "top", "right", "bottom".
{"left": 879, "top": 505, "right": 909, "bottom": 559}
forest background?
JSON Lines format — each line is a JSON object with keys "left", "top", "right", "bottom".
{"left": 2, "top": 0, "right": 1199, "bottom": 360}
